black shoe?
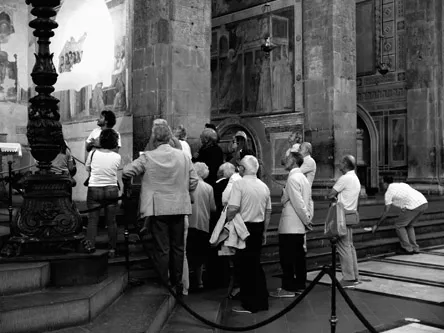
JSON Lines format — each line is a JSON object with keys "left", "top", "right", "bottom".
{"left": 395, "top": 249, "right": 414, "bottom": 255}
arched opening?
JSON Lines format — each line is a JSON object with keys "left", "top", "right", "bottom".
{"left": 357, "top": 104, "right": 379, "bottom": 192}
{"left": 217, "top": 124, "right": 258, "bottom": 163}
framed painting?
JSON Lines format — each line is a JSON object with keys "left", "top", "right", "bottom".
{"left": 356, "top": 0, "right": 376, "bottom": 76}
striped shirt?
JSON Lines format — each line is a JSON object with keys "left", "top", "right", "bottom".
{"left": 385, "top": 183, "right": 427, "bottom": 210}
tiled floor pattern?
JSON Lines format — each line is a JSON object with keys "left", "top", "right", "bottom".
{"left": 307, "top": 251, "right": 444, "bottom": 304}
{"left": 306, "top": 270, "right": 444, "bottom": 303}
{"left": 383, "top": 323, "right": 444, "bottom": 332}
{"left": 358, "top": 261, "right": 444, "bottom": 284}
{"left": 219, "top": 248, "right": 444, "bottom": 332}
{"left": 386, "top": 253, "right": 444, "bottom": 267}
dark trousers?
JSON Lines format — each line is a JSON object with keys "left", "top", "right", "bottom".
{"left": 279, "top": 233, "right": 306, "bottom": 291}
{"left": 150, "top": 215, "right": 185, "bottom": 289}
{"left": 238, "top": 222, "right": 269, "bottom": 312}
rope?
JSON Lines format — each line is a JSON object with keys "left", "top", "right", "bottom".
{"left": 0, "top": 164, "right": 36, "bottom": 176}
{"left": 136, "top": 221, "right": 380, "bottom": 331}
{"left": 333, "top": 274, "right": 378, "bottom": 333}
{"left": 138, "top": 230, "right": 328, "bottom": 331}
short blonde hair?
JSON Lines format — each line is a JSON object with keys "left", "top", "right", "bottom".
{"left": 194, "top": 162, "right": 209, "bottom": 180}
{"left": 174, "top": 125, "right": 187, "bottom": 140}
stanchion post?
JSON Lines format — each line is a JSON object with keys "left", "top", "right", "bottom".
{"left": 122, "top": 181, "right": 131, "bottom": 281}
{"left": 124, "top": 223, "right": 130, "bottom": 280}
{"left": 8, "top": 161, "right": 13, "bottom": 225}
{"left": 330, "top": 237, "right": 338, "bottom": 333}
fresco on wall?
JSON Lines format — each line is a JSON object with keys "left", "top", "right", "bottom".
{"left": 356, "top": 0, "right": 375, "bottom": 76}
{"left": 0, "top": 9, "right": 19, "bottom": 102}
{"left": 211, "top": 7, "right": 294, "bottom": 116}
{"left": 212, "top": 0, "right": 269, "bottom": 18}
{"left": 52, "top": 0, "right": 128, "bottom": 122}
{"left": 58, "top": 33, "right": 86, "bottom": 74}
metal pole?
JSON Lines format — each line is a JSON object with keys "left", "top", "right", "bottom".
{"left": 124, "top": 225, "right": 130, "bottom": 281}
{"left": 330, "top": 237, "right": 338, "bottom": 333}
{"left": 8, "top": 161, "right": 13, "bottom": 225}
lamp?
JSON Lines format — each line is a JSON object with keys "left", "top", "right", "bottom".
{"left": 260, "top": 4, "right": 277, "bottom": 54}
{"left": 377, "top": 1, "right": 391, "bottom": 75}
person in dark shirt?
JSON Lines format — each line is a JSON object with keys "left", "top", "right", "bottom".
{"left": 192, "top": 128, "right": 224, "bottom": 187}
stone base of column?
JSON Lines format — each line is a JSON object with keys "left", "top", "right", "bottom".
{"left": 407, "top": 178, "right": 444, "bottom": 195}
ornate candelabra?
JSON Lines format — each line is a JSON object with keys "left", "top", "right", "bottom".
{"left": 1, "top": 0, "right": 83, "bottom": 256}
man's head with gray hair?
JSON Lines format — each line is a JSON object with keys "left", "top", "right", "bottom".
{"left": 194, "top": 162, "right": 209, "bottom": 180}
{"left": 299, "top": 142, "right": 312, "bottom": 156}
{"left": 239, "top": 155, "right": 259, "bottom": 176}
{"left": 152, "top": 124, "right": 172, "bottom": 148}
{"left": 218, "top": 162, "right": 236, "bottom": 179}
{"left": 339, "top": 154, "right": 356, "bottom": 174}
{"left": 153, "top": 118, "right": 168, "bottom": 127}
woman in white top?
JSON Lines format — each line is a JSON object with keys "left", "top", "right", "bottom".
{"left": 174, "top": 125, "right": 192, "bottom": 159}
{"left": 85, "top": 129, "right": 122, "bottom": 258}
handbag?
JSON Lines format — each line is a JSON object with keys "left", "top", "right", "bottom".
{"left": 344, "top": 209, "right": 360, "bottom": 226}
{"left": 83, "top": 150, "right": 96, "bottom": 187}
{"left": 324, "top": 202, "right": 347, "bottom": 238}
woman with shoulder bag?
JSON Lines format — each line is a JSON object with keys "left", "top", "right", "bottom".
{"left": 85, "top": 129, "right": 122, "bottom": 258}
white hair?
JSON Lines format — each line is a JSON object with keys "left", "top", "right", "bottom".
{"left": 218, "top": 162, "right": 235, "bottom": 179}
{"left": 194, "top": 162, "right": 209, "bottom": 180}
{"left": 241, "top": 155, "right": 259, "bottom": 174}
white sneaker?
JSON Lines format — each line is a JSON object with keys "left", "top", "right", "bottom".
{"left": 269, "top": 288, "right": 296, "bottom": 298}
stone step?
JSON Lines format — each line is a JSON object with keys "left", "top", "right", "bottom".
{"left": 0, "top": 262, "right": 50, "bottom": 296}
{"left": 0, "top": 266, "right": 128, "bottom": 333}
{"left": 45, "top": 281, "right": 175, "bottom": 333}
{"left": 265, "top": 219, "right": 444, "bottom": 252}
{"left": 261, "top": 230, "right": 444, "bottom": 274}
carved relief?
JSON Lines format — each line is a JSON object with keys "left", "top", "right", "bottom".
{"left": 357, "top": 87, "right": 406, "bottom": 102}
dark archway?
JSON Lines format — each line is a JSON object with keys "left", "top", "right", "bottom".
{"left": 357, "top": 104, "right": 379, "bottom": 190}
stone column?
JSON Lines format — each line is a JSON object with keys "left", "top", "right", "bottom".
{"left": 131, "top": 0, "right": 211, "bottom": 156}
{"left": 405, "top": 0, "right": 444, "bottom": 194}
{"left": 304, "top": 0, "right": 357, "bottom": 193}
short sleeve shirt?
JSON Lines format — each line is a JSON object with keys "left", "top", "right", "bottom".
{"left": 86, "top": 128, "right": 122, "bottom": 148}
{"left": 385, "top": 183, "right": 427, "bottom": 210}
{"left": 228, "top": 175, "right": 272, "bottom": 222}
{"left": 333, "top": 170, "right": 361, "bottom": 210}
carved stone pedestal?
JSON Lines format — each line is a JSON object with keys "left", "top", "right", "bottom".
{"left": 2, "top": 174, "right": 83, "bottom": 257}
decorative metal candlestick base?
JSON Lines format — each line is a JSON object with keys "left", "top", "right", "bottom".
{"left": 1, "top": 0, "right": 83, "bottom": 257}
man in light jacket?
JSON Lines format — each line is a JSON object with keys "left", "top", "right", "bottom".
{"left": 270, "top": 152, "right": 312, "bottom": 298}
{"left": 123, "top": 124, "right": 198, "bottom": 295}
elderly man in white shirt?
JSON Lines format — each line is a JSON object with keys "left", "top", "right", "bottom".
{"left": 372, "top": 176, "right": 428, "bottom": 254}
{"left": 328, "top": 155, "right": 361, "bottom": 288}
{"left": 270, "top": 152, "right": 312, "bottom": 298}
{"left": 226, "top": 155, "right": 272, "bottom": 314}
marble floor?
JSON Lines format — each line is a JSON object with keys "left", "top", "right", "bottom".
{"left": 307, "top": 249, "right": 444, "bottom": 304}
{"left": 383, "top": 323, "right": 444, "bottom": 332}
